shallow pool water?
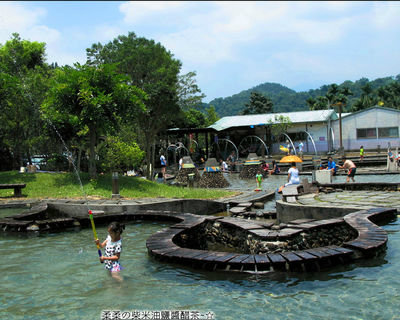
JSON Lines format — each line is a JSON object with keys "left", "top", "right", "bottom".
{"left": 1, "top": 173, "right": 400, "bottom": 320}
{"left": 1, "top": 218, "right": 399, "bottom": 320}
{"left": 0, "top": 207, "right": 30, "bottom": 219}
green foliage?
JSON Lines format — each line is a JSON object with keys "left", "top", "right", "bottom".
{"left": 0, "top": 171, "right": 236, "bottom": 199}
{"left": 42, "top": 153, "right": 69, "bottom": 171}
{"left": 177, "top": 71, "right": 206, "bottom": 111}
{"left": 41, "top": 62, "right": 146, "bottom": 178}
{"left": 268, "top": 115, "right": 293, "bottom": 139}
{"left": 0, "top": 33, "right": 46, "bottom": 74}
{"left": 100, "top": 136, "right": 144, "bottom": 173}
{"left": 87, "top": 32, "right": 182, "bottom": 179}
{"left": 0, "top": 33, "right": 51, "bottom": 169}
{"left": 204, "top": 105, "right": 220, "bottom": 126}
{"left": 182, "top": 108, "right": 207, "bottom": 128}
{"left": 205, "top": 75, "right": 400, "bottom": 117}
{"left": 306, "top": 84, "right": 353, "bottom": 111}
{"left": 205, "top": 83, "right": 296, "bottom": 117}
{"left": 376, "top": 81, "right": 400, "bottom": 110}
{"left": 241, "top": 91, "right": 274, "bottom": 115}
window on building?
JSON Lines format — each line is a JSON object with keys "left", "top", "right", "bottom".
{"left": 357, "top": 128, "right": 377, "bottom": 139}
{"left": 378, "top": 127, "right": 399, "bottom": 138}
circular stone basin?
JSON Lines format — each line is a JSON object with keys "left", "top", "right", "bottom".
{"left": 146, "top": 208, "right": 396, "bottom": 273}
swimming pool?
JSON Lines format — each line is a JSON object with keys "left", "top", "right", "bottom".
{"left": 1, "top": 217, "right": 399, "bottom": 320}
{"left": 1, "top": 174, "right": 399, "bottom": 320}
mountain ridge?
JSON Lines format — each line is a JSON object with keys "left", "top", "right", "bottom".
{"left": 203, "top": 75, "right": 400, "bottom": 117}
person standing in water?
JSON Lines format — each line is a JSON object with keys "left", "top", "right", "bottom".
{"left": 339, "top": 156, "right": 357, "bottom": 183}
{"left": 298, "top": 141, "right": 304, "bottom": 159}
{"left": 256, "top": 170, "right": 263, "bottom": 190}
{"left": 95, "top": 221, "right": 124, "bottom": 282}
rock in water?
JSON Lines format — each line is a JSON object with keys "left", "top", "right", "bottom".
{"left": 175, "top": 168, "right": 201, "bottom": 185}
{"left": 198, "top": 171, "right": 230, "bottom": 188}
{"left": 239, "top": 164, "right": 268, "bottom": 179}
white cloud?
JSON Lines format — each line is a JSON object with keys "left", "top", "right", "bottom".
{"left": 118, "top": 1, "right": 365, "bottom": 70}
{"left": 119, "top": 1, "right": 184, "bottom": 24}
{"left": 0, "top": 2, "right": 47, "bottom": 41}
{"left": 370, "top": 1, "right": 400, "bottom": 29}
{"left": 94, "top": 25, "right": 124, "bottom": 43}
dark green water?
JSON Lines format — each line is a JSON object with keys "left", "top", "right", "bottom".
{"left": 1, "top": 219, "right": 399, "bottom": 320}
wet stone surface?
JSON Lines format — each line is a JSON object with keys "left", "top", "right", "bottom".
{"left": 176, "top": 219, "right": 358, "bottom": 255}
{"left": 298, "top": 190, "right": 400, "bottom": 210}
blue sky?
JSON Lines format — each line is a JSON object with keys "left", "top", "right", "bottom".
{"left": 1, "top": 1, "right": 399, "bottom": 103}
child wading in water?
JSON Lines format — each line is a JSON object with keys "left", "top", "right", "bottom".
{"left": 256, "top": 170, "right": 263, "bottom": 190}
{"left": 95, "top": 221, "right": 124, "bottom": 282}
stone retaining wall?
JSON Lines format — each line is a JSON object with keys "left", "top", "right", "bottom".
{"left": 147, "top": 208, "right": 397, "bottom": 273}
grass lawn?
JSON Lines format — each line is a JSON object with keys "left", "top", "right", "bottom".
{"left": 0, "top": 171, "right": 238, "bottom": 200}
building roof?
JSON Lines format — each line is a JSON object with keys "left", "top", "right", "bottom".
{"left": 340, "top": 105, "right": 400, "bottom": 119}
{"left": 208, "top": 109, "right": 338, "bottom": 132}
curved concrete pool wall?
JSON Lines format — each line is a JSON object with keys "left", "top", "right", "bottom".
{"left": 276, "top": 201, "right": 360, "bottom": 224}
{"left": 46, "top": 199, "right": 226, "bottom": 219}
{"left": 0, "top": 190, "right": 275, "bottom": 232}
{"left": 146, "top": 207, "right": 397, "bottom": 273}
{"left": 45, "top": 190, "right": 276, "bottom": 219}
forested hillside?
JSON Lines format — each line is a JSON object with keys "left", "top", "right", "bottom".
{"left": 205, "top": 75, "right": 400, "bottom": 117}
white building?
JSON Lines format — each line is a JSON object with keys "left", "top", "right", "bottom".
{"left": 331, "top": 106, "right": 400, "bottom": 151}
{"left": 208, "top": 109, "right": 338, "bottom": 154}
{"left": 207, "top": 106, "right": 400, "bottom": 155}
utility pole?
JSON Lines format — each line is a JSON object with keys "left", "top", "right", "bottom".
{"left": 333, "top": 102, "right": 344, "bottom": 154}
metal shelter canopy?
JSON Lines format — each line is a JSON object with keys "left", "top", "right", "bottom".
{"left": 166, "top": 127, "right": 216, "bottom": 134}
{"left": 208, "top": 109, "right": 339, "bottom": 132}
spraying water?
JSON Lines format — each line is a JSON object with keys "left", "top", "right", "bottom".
{"left": 42, "top": 114, "right": 90, "bottom": 207}
{"left": 21, "top": 80, "right": 90, "bottom": 212}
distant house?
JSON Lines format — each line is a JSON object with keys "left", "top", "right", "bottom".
{"left": 167, "top": 107, "right": 400, "bottom": 158}
{"left": 331, "top": 106, "right": 400, "bottom": 151}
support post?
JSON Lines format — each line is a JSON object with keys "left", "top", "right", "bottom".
{"left": 112, "top": 172, "right": 120, "bottom": 199}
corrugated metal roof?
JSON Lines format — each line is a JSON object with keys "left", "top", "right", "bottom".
{"left": 208, "top": 109, "right": 338, "bottom": 132}
{"left": 340, "top": 106, "right": 400, "bottom": 119}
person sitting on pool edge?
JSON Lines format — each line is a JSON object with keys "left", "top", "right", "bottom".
{"left": 339, "top": 156, "right": 357, "bottom": 183}
{"left": 268, "top": 160, "right": 280, "bottom": 175}
{"left": 325, "top": 156, "right": 337, "bottom": 176}
{"left": 284, "top": 162, "right": 300, "bottom": 187}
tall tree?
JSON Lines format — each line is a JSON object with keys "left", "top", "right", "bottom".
{"left": 42, "top": 63, "right": 146, "bottom": 178}
{"left": 86, "top": 32, "right": 182, "bottom": 179}
{"left": 352, "top": 83, "right": 377, "bottom": 111}
{"left": 241, "top": 91, "right": 273, "bottom": 115}
{"left": 0, "top": 33, "right": 50, "bottom": 169}
{"left": 377, "top": 82, "right": 400, "bottom": 110}
{"left": 306, "top": 84, "right": 353, "bottom": 111}
{"left": 177, "top": 71, "right": 206, "bottom": 111}
{"left": 204, "top": 105, "right": 220, "bottom": 126}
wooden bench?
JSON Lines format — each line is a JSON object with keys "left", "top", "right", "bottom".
{"left": 0, "top": 184, "right": 26, "bottom": 197}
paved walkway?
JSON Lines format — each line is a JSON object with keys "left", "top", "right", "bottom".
{"left": 297, "top": 190, "right": 400, "bottom": 210}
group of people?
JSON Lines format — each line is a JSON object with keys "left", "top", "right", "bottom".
{"left": 219, "top": 151, "right": 237, "bottom": 172}
{"left": 319, "top": 156, "right": 357, "bottom": 183}
{"left": 285, "top": 141, "right": 304, "bottom": 158}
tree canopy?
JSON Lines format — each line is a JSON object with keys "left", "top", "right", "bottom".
{"left": 41, "top": 63, "right": 146, "bottom": 178}
{"left": 86, "top": 32, "right": 183, "bottom": 178}
{"left": 241, "top": 91, "right": 274, "bottom": 115}
{"left": 0, "top": 33, "right": 50, "bottom": 169}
